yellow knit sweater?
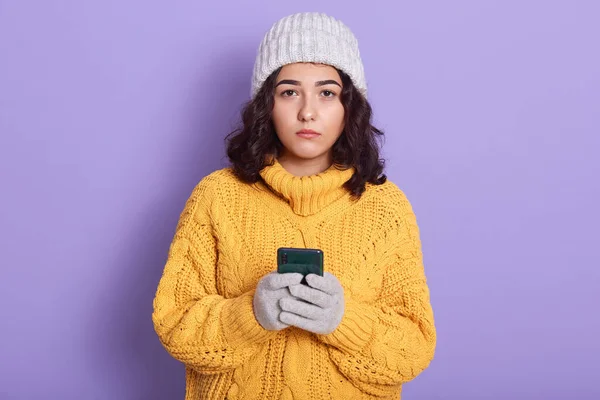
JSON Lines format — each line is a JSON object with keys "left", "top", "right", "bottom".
{"left": 152, "top": 160, "right": 436, "bottom": 400}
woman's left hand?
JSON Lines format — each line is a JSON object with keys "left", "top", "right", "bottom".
{"left": 279, "top": 272, "right": 345, "bottom": 335}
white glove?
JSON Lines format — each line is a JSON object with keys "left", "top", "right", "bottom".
{"left": 253, "top": 272, "right": 304, "bottom": 331}
{"left": 279, "top": 272, "right": 345, "bottom": 335}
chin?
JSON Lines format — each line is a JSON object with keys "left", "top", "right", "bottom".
{"left": 288, "top": 148, "right": 328, "bottom": 161}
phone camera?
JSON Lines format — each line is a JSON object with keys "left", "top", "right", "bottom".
{"left": 282, "top": 253, "right": 288, "bottom": 264}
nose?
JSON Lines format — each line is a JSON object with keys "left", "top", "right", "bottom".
{"left": 298, "top": 97, "right": 317, "bottom": 122}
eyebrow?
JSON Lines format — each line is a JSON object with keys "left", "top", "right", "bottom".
{"left": 275, "top": 79, "right": 342, "bottom": 88}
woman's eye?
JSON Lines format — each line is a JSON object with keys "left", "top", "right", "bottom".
{"left": 322, "top": 90, "right": 336, "bottom": 97}
{"left": 282, "top": 90, "right": 296, "bottom": 97}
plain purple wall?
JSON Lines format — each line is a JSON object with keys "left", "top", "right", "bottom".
{"left": 1, "top": 1, "right": 599, "bottom": 399}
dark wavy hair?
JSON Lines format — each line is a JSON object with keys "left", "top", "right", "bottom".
{"left": 225, "top": 67, "right": 386, "bottom": 198}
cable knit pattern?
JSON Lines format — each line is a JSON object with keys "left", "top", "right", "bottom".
{"left": 152, "top": 160, "right": 436, "bottom": 400}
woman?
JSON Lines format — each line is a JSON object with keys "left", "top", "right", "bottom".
{"left": 153, "top": 12, "right": 436, "bottom": 400}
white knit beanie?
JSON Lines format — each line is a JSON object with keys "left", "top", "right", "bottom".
{"left": 251, "top": 12, "right": 367, "bottom": 99}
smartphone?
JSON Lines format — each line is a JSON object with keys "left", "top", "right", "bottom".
{"left": 277, "top": 247, "right": 324, "bottom": 284}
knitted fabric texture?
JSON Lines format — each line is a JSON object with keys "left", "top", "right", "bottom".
{"left": 251, "top": 12, "right": 367, "bottom": 99}
{"left": 152, "top": 160, "right": 436, "bottom": 400}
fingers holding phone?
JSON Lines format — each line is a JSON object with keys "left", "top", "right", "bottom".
{"left": 253, "top": 272, "right": 303, "bottom": 331}
{"left": 257, "top": 247, "right": 343, "bottom": 335}
{"left": 280, "top": 272, "right": 346, "bottom": 335}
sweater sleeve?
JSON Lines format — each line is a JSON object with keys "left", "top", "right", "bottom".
{"left": 152, "top": 177, "right": 277, "bottom": 373}
{"left": 317, "top": 195, "right": 436, "bottom": 397}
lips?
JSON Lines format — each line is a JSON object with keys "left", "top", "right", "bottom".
{"left": 296, "top": 129, "right": 321, "bottom": 139}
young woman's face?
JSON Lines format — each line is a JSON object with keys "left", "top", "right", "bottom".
{"left": 272, "top": 63, "right": 345, "bottom": 166}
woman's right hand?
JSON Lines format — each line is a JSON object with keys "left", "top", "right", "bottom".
{"left": 253, "top": 272, "right": 303, "bottom": 331}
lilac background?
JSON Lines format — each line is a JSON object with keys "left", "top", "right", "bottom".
{"left": 1, "top": 1, "right": 599, "bottom": 399}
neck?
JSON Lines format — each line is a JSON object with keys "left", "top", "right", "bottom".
{"left": 277, "top": 152, "right": 332, "bottom": 177}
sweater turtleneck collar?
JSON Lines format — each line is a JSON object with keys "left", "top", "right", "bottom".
{"left": 258, "top": 159, "right": 355, "bottom": 217}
